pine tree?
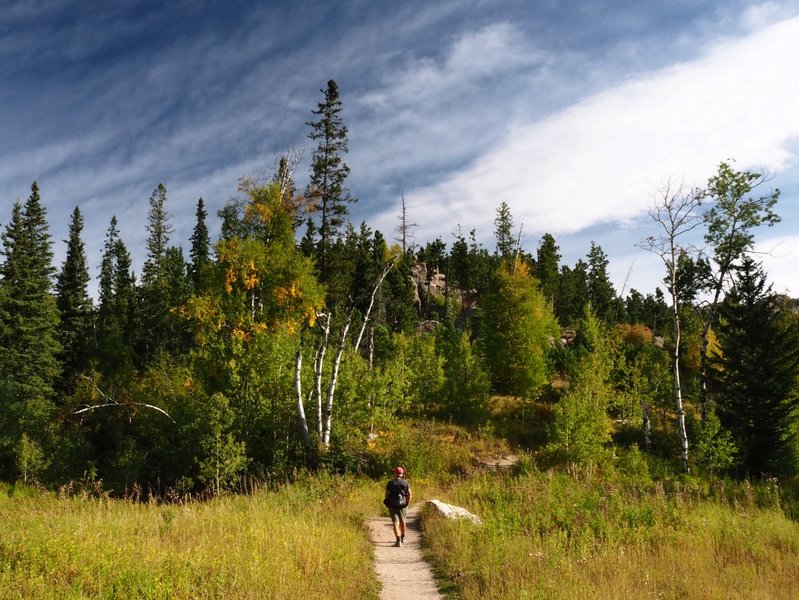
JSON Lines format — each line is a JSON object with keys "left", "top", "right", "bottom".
{"left": 139, "top": 183, "right": 175, "bottom": 360}
{"left": 536, "top": 233, "right": 561, "bottom": 309}
{"left": 306, "top": 80, "right": 355, "bottom": 280}
{"left": 710, "top": 258, "right": 799, "bottom": 476}
{"left": 189, "top": 198, "right": 211, "bottom": 294}
{"left": 0, "top": 182, "right": 61, "bottom": 479}
{"left": 494, "top": 201, "right": 515, "bottom": 261}
{"left": 96, "top": 217, "right": 138, "bottom": 376}
{"left": 557, "top": 259, "right": 590, "bottom": 326}
{"left": 55, "top": 206, "right": 94, "bottom": 390}
{"left": 587, "top": 242, "right": 617, "bottom": 322}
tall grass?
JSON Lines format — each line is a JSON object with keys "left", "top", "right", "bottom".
{"left": 421, "top": 467, "right": 799, "bottom": 599}
{"left": 0, "top": 475, "right": 380, "bottom": 599}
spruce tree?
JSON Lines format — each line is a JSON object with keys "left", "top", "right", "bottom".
{"left": 494, "top": 201, "right": 515, "bottom": 261}
{"left": 306, "top": 79, "right": 355, "bottom": 280}
{"left": 55, "top": 206, "right": 94, "bottom": 390}
{"left": 0, "top": 182, "right": 61, "bottom": 478}
{"left": 587, "top": 242, "right": 616, "bottom": 322}
{"left": 710, "top": 258, "right": 799, "bottom": 476}
{"left": 557, "top": 259, "right": 590, "bottom": 326}
{"left": 536, "top": 233, "right": 561, "bottom": 309}
{"left": 96, "top": 216, "right": 138, "bottom": 376}
{"left": 139, "top": 183, "right": 176, "bottom": 360}
{"left": 189, "top": 198, "right": 211, "bottom": 294}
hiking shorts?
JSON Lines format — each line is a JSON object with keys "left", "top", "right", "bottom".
{"left": 388, "top": 506, "right": 407, "bottom": 525}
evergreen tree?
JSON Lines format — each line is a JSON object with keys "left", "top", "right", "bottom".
{"left": 642, "top": 288, "right": 671, "bottom": 336}
{"left": 306, "top": 79, "right": 355, "bottom": 280}
{"left": 587, "top": 242, "right": 617, "bottom": 322}
{"left": 710, "top": 258, "right": 799, "bottom": 476}
{"left": 55, "top": 206, "right": 94, "bottom": 390}
{"left": 189, "top": 197, "right": 211, "bottom": 294}
{"left": 96, "top": 217, "right": 138, "bottom": 376}
{"left": 139, "top": 183, "right": 176, "bottom": 361}
{"left": 0, "top": 182, "right": 61, "bottom": 479}
{"left": 299, "top": 217, "right": 318, "bottom": 259}
{"left": 536, "top": 233, "right": 561, "bottom": 309}
{"left": 161, "top": 245, "right": 192, "bottom": 356}
{"left": 494, "top": 201, "right": 515, "bottom": 260}
{"left": 382, "top": 255, "right": 419, "bottom": 333}
{"left": 557, "top": 259, "right": 590, "bottom": 326}
{"left": 450, "top": 230, "right": 470, "bottom": 293}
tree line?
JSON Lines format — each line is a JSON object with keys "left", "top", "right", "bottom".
{"left": 1, "top": 79, "right": 796, "bottom": 494}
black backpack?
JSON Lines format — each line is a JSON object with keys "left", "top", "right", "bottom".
{"left": 384, "top": 479, "right": 408, "bottom": 509}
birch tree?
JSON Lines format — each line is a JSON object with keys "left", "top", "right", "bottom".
{"left": 295, "top": 264, "right": 393, "bottom": 451}
{"left": 640, "top": 180, "right": 703, "bottom": 472}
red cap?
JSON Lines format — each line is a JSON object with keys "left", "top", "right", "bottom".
{"left": 393, "top": 466, "right": 405, "bottom": 476}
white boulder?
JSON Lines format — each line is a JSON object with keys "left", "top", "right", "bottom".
{"left": 425, "top": 499, "right": 482, "bottom": 525}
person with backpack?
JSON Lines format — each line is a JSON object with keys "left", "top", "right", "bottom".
{"left": 384, "top": 466, "right": 412, "bottom": 547}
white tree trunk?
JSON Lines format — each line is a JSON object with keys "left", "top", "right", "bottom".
{"left": 313, "top": 313, "right": 330, "bottom": 439}
{"left": 322, "top": 310, "right": 354, "bottom": 447}
{"left": 354, "top": 263, "right": 393, "bottom": 353}
{"left": 294, "top": 349, "right": 312, "bottom": 449}
{"left": 640, "top": 180, "right": 700, "bottom": 473}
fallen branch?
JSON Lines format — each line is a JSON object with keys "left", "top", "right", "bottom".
{"left": 75, "top": 375, "right": 174, "bottom": 422}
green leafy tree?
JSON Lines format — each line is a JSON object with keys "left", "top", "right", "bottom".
{"left": 0, "top": 182, "right": 61, "bottom": 479}
{"left": 55, "top": 206, "right": 94, "bottom": 391}
{"left": 306, "top": 79, "right": 355, "bottom": 281}
{"left": 709, "top": 258, "right": 799, "bottom": 476}
{"left": 186, "top": 180, "right": 324, "bottom": 469}
{"left": 698, "top": 161, "right": 781, "bottom": 417}
{"left": 479, "top": 259, "right": 559, "bottom": 397}
{"left": 437, "top": 319, "right": 490, "bottom": 424}
{"left": 197, "top": 392, "right": 249, "bottom": 495}
{"left": 548, "top": 312, "right": 614, "bottom": 473}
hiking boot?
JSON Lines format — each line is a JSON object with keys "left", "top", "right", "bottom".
{"left": 400, "top": 534, "right": 405, "bottom": 544}
{"left": 394, "top": 539, "right": 402, "bottom": 547}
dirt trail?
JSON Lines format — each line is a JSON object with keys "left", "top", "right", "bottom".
{"left": 367, "top": 505, "right": 442, "bottom": 600}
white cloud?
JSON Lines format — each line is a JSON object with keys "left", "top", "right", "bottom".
{"left": 378, "top": 14, "right": 799, "bottom": 250}
{"left": 756, "top": 234, "right": 799, "bottom": 296}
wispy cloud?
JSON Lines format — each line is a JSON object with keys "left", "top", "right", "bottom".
{"left": 371, "top": 15, "right": 799, "bottom": 249}
{"left": 3, "top": 1, "right": 799, "bottom": 299}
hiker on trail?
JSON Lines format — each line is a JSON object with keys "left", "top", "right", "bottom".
{"left": 384, "top": 466, "right": 412, "bottom": 547}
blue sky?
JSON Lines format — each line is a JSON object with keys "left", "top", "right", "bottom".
{"left": 2, "top": 0, "right": 799, "bottom": 298}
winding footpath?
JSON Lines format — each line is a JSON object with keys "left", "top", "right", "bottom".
{"left": 367, "top": 505, "right": 442, "bottom": 600}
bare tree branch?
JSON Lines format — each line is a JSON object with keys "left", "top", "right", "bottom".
{"left": 75, "top": 375, "right": 174, "bottom": 422}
